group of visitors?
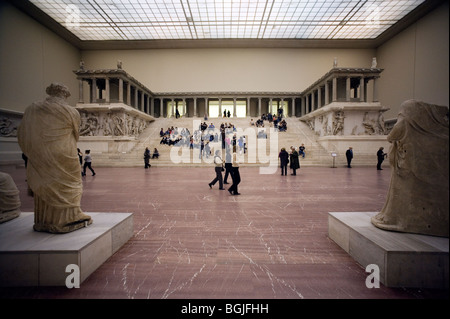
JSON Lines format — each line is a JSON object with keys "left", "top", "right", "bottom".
{"left": 143, "top": 147, "right": 160, "bottom": 168}
{"left": 158, "top": 121, "right": 248, "bottom": 158}
{"left": 208, "top": 147, "right": 241, "bottom": 195}
{"left": 253, "top": 110, "right": 287, "bottom": 132}
{"left": 278, "top": 146, "right": 301, "bottom": 176}
{"left": 345, "top": 146, "right": 387, "bottom": 170}
{"left": 144, "top": 147, "right": 151, "bottom": 168}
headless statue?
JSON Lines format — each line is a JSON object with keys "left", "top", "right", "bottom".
{"left": 371, "top": 100, "right": 449, "bottom": 237}
{"left": 17, "top": 83, "right": 92, "bottom": 233}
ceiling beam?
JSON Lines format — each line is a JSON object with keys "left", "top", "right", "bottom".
{"left": 7, "top": 0, "right": 445, "bottom": 51}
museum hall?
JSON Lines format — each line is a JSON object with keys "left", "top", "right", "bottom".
{"left": 0, "top": 0, "right": 448, "bottom": 308}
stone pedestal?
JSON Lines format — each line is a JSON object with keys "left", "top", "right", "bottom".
{"left": 0, "top": 212, "right": 133, "bottom": 287}
{"left": 328, "top": 212, "right": 449, "bottom": 289}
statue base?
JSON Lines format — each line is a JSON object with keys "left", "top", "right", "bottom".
{"left": 328, "top": 212, "right": 448, "bottom": 289}
{"left": 0, "top": 212, "right": 133, "bottom": 287}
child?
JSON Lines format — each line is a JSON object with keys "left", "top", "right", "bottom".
{"left": 82, "top": 150, "right": 96, "bottom": 176}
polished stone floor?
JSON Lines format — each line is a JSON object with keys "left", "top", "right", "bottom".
{"left": 0, "top": 164, "right": 448, "bottom": 300}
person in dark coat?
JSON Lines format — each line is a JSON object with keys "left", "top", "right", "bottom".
{"left": 278, "top": 148, "right": 289, "bottom": 176}
{"left": 346, "top": 146, "right": 353, "bottom": 168}
{"left": 289, "top": 146, "right": 300, "bottom": 175}
{"left": 144, "top": 147, "right": 151, "bottom": 168}
{"left": 228, "top": 153, "right": 241, "bottom": 195}
{"left": 376, "top": 147, "right": 387, "bottom": 170}
{"left": 223, "top": 146, "right": 233, "bottom": 184}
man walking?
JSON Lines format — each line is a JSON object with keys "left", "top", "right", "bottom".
{"left": 376, "top": 147, "right": 387, "bottom": 170}
{"left": 209, "top": 150, "right": 225, "bottom": 190}
{"left": 346, "top": 147, "right": 353, "bottom": 168}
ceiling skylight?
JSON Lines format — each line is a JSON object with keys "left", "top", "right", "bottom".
{"left": 28, "top": 0, "right": 426, "bottom": 41}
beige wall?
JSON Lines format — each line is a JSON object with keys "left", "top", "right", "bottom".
{"left": 1, "top": 1, "right": 448, "bottom": 119}
{"left": 81, "top": 48, "right": 376, "bottom": 94}
{"left": 377, "top": 1, "right": 449, "bottom": 119}
{"left": 0, "top": 2, "right": 80, "bottom": 111}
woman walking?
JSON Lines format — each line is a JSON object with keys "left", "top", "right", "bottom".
{"left": 289, "top": 146, "right": 300, "bottom": 176}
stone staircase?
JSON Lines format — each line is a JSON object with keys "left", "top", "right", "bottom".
{"left": 90, "top": 116, "right": 341, "bottom": 168}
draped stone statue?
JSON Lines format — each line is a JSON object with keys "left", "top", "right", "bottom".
{"left": 371, "top": 100, "right": 449, "bottom": 237}
{"left": 0, "top": 172, "right": 21, "bottom": 223}
{"left": 17, "top": 83, "right": 93, "bottom": 233}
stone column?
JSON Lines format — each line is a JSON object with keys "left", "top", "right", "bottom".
{"left": 147, "top": 95, "right": 150, "bottom": 114}
{"left": 305, "top": 94, "right": 309, "bottom": 113}
{"left": 233, "top": 98, "right": 236, "bottom": 117}
{"left": 373, "top": 77, "right": 379, "bottom": 102}
{"left": 194, "top": 98, "right": 197, "bottom": 117}
{"left": 135, "top": 88, "right": 139, "bottom": 109}
{"left": 205, "top": 97, "right": 209, "bottom": 118}
{"left": 301, "top": 96, "right": 306, "bottom": 116}
{"left": 364, "top": 79, "right": 369, "bottom": 102}
{"left": 332, "top": 77, "right": 337, "bottom": 102}
{"left": 91, "top": 78, "right": 96, "bottom": 103}
{"left": 105, "top": 78, "right": 110, "bottom": 104}
{"left": 291, "top": 98, "right": 295, "bottom": 117}
{"left": 118, "top": 78, "right": 124, "bottom": 103}
{"left": 360, "top": 77, "right": 365, "bottom": 102}
{"left": 318, "top": 87, "right": 322, "bottom": 108}
{"left": 127, "top": 82, "right": 131, "bottom": 106}
{"left": 346, "top": 77, "right": 351, "bottom": 102}
{"left": 182, "top": 98, "right": 186, "bottom": 116}
{"left": 218, "top": 98, "right": 222, "bottom": 117}
{"left": 311, "top": 92, "right": 315, "bottom": 111}
{"left": 247, "top": 97, "right": 250, "bottom": 117}
{"left": 324, "top": 81, "right": 329, "bottom": 106}
{"left": 171, "top": 99, "right": 175, "bottom": 117}
{"left": 150, "top": 97, "right": 154, "bottom": 116}
{"left": 258, "top": 98, "right": 261, "bottom": 117}
{"left": 78, "top": 79, "right": 84, "bottom": 103}
{"left": 141, "top": 93, "right": 145, "bottom": 112}
{"left": 160, "top": 98, "right": 164, "bottom": 118}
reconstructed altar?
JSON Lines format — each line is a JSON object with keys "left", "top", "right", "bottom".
{"left": 299, "top": 65, "right": 391, "bottom": 158}
{"left": 74, "top": 61, "right": 155, "bottom": 154}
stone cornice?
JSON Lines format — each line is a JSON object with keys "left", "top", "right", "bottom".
{"left": 73, "top": 68, "right": 155, "bottom": 96}
{"left": 301, "top": 67, "right": 384, "bottom": 94}
{"left": 153, "top": 92, "right": 301, "bottom": 98}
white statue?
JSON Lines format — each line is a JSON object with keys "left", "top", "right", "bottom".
{"left": 333, "top": 57, "right": 338, "bottom": 68}
{"left": 0, "top": 172, "right": 21, "bottom": 223}
{"left": 371, "top": 57, "right": 377, "bottom": 68}
{"left": 18, "top": 83, "right": 93, "bottom": 233}
{"left": 371, "top": 100, "right": 449, "bottom": 237}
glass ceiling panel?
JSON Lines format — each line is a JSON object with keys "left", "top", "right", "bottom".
{"left": 28, "top": 0, "right": 425, "bottom": 41}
